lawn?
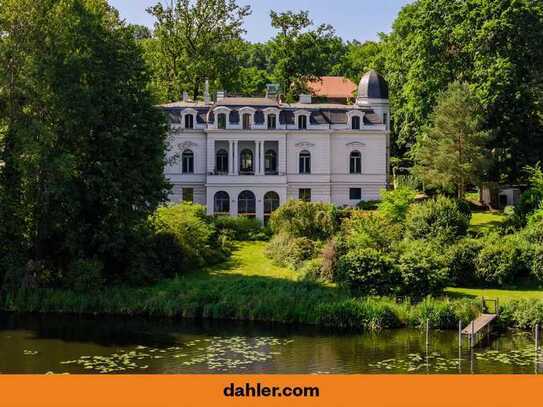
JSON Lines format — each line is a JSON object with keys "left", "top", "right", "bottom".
{"left": 469, "top": 211, "right": 506, "bottom": 234}
{"left": 445, "top": 286, "right": 543, "bottom": 302}
{"left": 204, "top": 241, "right": 298, "bottom": 281}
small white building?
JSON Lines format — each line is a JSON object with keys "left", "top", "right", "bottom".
{"left": 161, "top": 70, "right": 391, "bottom": 222}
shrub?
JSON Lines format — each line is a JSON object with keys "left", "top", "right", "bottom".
{"left": 356, "top": 200, "right": 379, "bottom": 211}
{"left": 319, "top": 238, "right": 341, "bottom": 281}
{"left": 508, "top": 164, "right": 543, "bottom": 228}
{"left": 405, "top": 195, "right": 471, "bottom": 243}
{"left": 65, "top": 259, "right": 105, "bottom": 292}
{"left": 149, "top": 203, "right": 223, "bottom": 270}
{"left": 377, "top": 186, "right": 416, "bottom": 222}
{"left": 298, "top": 258, "right": 324, "bottom": 282}
{"left": 212, "top": 216, "right": 265, "bottom": 241}
{"left": 337, "top": 248, "right": 399, "bottom": 296}
{"left": 531, "top": 246, "right": 543, "bottom": 282}
{"left": 265, "top": 233, "right": 316, "bottom": 269}
{"left": 446, "top": 238, "right": 483, "bottom": 286}
{"left": 521, "top": 218, "right": 543, "bottom": 245}
{"left": 475, "top": 235, "right": 533, "bottom": 286}
{"left": 397, "top": 240, "right": 449, "bottom": 298}
{"left": 269, "top": 200, "right": 339, "bottom": 240}
{"left": 343, "top": 211, "right": 403, "bottom": 251}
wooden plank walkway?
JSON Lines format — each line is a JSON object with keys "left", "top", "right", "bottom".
{"left": 462, "top": 314, "right": 497, "bottom": 336}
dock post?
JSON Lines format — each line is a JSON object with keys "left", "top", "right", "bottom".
{"left": 536, "top": 323, "right": 540, "bottom": 352}
{"left": 471, "top": 320, "right": 475, "bottom": 348}
{"left": 458, "top": 321, "right": 462, "bottom": 350}
{"left": 426, "top": 319, "right": 430, "bottom": 348}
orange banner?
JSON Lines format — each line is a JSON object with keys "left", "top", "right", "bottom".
{"left": 1, "top": 375, "right": 542, "bottom": 407}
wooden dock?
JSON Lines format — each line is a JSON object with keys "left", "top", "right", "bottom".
{"left": 461, "top": 298, "right": 500, "bottom": 348}
{"left": 462, "top": 314, "right": 497, "bottom": 335}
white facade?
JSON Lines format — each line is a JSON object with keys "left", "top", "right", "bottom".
{"left": 162, "top": 72, "right": 390, "bottom": 222}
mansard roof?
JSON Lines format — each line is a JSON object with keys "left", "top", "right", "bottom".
{"left": 160, "top": 99, "right": 384, "bottom": 125}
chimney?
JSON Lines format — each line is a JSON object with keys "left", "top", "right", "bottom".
{"left": 204, "top": 79, "right": 210, "bottom": 104}
{"left": 216, "top": 90, "right": 226, "bottom": 101}
{"left": 299, "top": 94, "right": 312, "bottom": 104}
{"left": 182, "top": 91, "right": 189, "bottom": 102}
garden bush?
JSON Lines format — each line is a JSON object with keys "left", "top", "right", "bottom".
{"left": 377, "top": 186, "right": 416, "bottom": 222}
{"left": 337, "top": 248, "right": 399, "bottom": 296}
{"left": 269, "top": 200, "right": 339, "bottom": 240}
{"left": 298, "top": 258, "right": 324, "bottom": 282}
{"left": 212, "top": 216, "right": 266, "bottom": 241}
{"left": 475, "top": 235, "right": 533, "bottom": 286}
{"left": 343, "top": 211, "right": 403, "bottom": 251}
{"left": 531, "top": 245, "right": 543, "bottom": 282}
{"left": 265, "top": 232, "right": 316, "bottom": 269}
{"left": 149, "top": 203, "right": 225, "bottom": 270}
{"left": 397, "top": 240, "right": 449, "bottom": 298}
{"left": 405, "top": 195, "right": 471, "bottom": 243}
{"left": 319, "top": 238, "right": 343, "bottom": 282}
{"left": 446, "top": 238, "right": 483, "bottom": 286}
{"left": 65, "top": 259, "right": 105, "bottom": 292}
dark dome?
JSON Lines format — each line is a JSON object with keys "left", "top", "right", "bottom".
{"left": 358, "top": 70, "right": 389, "bottom": 99}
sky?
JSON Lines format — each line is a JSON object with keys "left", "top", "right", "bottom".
{"left": 108, "top": 0, "right": 412, "bottom": 43}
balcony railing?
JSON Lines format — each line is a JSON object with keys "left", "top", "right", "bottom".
{"left": 208, "top": 170, "right": 285, "bottom": 176}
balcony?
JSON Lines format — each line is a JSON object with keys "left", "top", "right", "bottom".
{"left": 207, "top": 172, "right": 287, "bottom": 185}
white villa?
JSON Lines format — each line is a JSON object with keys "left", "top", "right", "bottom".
{"left": 161, "top": 70, "right": 390, "bottom": 223}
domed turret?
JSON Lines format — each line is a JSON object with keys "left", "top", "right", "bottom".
{"left": 357, "top": 70, "right": 389, "bottom": 100}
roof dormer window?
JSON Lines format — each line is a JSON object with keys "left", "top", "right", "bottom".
{"left": 218, "top": 113, "right": 227, "bottom": 129}
{"left": 182, "top": 108, "right": 197, "bottom": 130}
{"left": 264, "top": 108, "right": 280, "bottom": 130}
{"left": 242, "top": 113, "right": 251, "bottom": 129}
{"left": 347, "top": 110, "right": 365, "bottom": 130}
{"left": 185, "top": 114, "right": 194, "bottom": 129}
{"left": 294, "top": 110, "right": 310, "bottom": 130}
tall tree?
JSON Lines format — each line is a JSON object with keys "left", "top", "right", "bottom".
{"left": 269, "top": 10, "right": 345, "bottom": 101}
{"left": 384, "top": 0, "right": 543, "bottom": 182}
{"left": 413, "top": 82, "right": 490, "bottom": 199}
{"left": 0, "top": 0, "right": 169, "bottom": 287}
{"left": 337, "top": 39, "right": 386, "bottom": 82}
{"left": 146, "top": 0, "right": 251, "bottom": 101}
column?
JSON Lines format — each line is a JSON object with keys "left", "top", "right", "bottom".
{"left": 207, "top": 138, "right": 215, "bottom": 174}
{"left": 254, "top": 141, "right": 261, "bottom": 176}
{"left": 233, "top": 140, "right": 239, "bottom": 175}
{"left": 256, "top": 192, "right": 264, "bottom": 223}
{"left": 279, "top": 136, "right": 287, "bottom": 175}
{"left": 228, "top": 140, "right": 234, "bottom": 175}
{"left": 260, "top": 140, "right": 265, "bottom": 175}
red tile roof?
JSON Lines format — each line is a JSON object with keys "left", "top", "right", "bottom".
{"left": 307, "top": 76, "right": 357, "bottom": 99}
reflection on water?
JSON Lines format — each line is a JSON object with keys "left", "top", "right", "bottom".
{"left": 0, "top": 313, "right": 540, "bottom": 374}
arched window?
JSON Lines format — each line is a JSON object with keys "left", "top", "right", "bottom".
{"left": 182, "top": 149, "right": 194, "bottom": 174}
{"left": 238, "top": 191, "right": 256, "bottom": 217}
{"left": 240, "top": 149, "right": 254, "bottom": 174}
{"left": 267, "top": 114, "right": 277, "bottom": 129}
{"left": 265, "top": 150, "right": 277, "bottom": 175}
{"left": 216, "top": 149, "right": 228, "bottom": 174}
{"left": 217, "top": 113, "right": 227, "bottom": 129}
{"left": 350, "top": 151, "right": 362, "bottom": 174}
{"left": 264, "top": 191, "right": 280, "bottom": 225}
{"left": 214, "top": 191, "right": 230, "bottom": 215}
{"left": 298, "top": 115, "right": 308, "bottom": 130}
{"left": 242, "top": 113, "right": 252, "bottom": 130}
{"left": 184, "top": 114, "right": 194, "bottom": 129}
{"left": 351, "top": 115, "right": 361, "bottom": 130}
{"left": 299, "top": 150, "right": 311, "bottom": 174}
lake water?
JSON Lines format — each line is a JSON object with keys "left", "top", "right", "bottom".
{"left": 0, "top": 313, "right": 541, "bottom": 374}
